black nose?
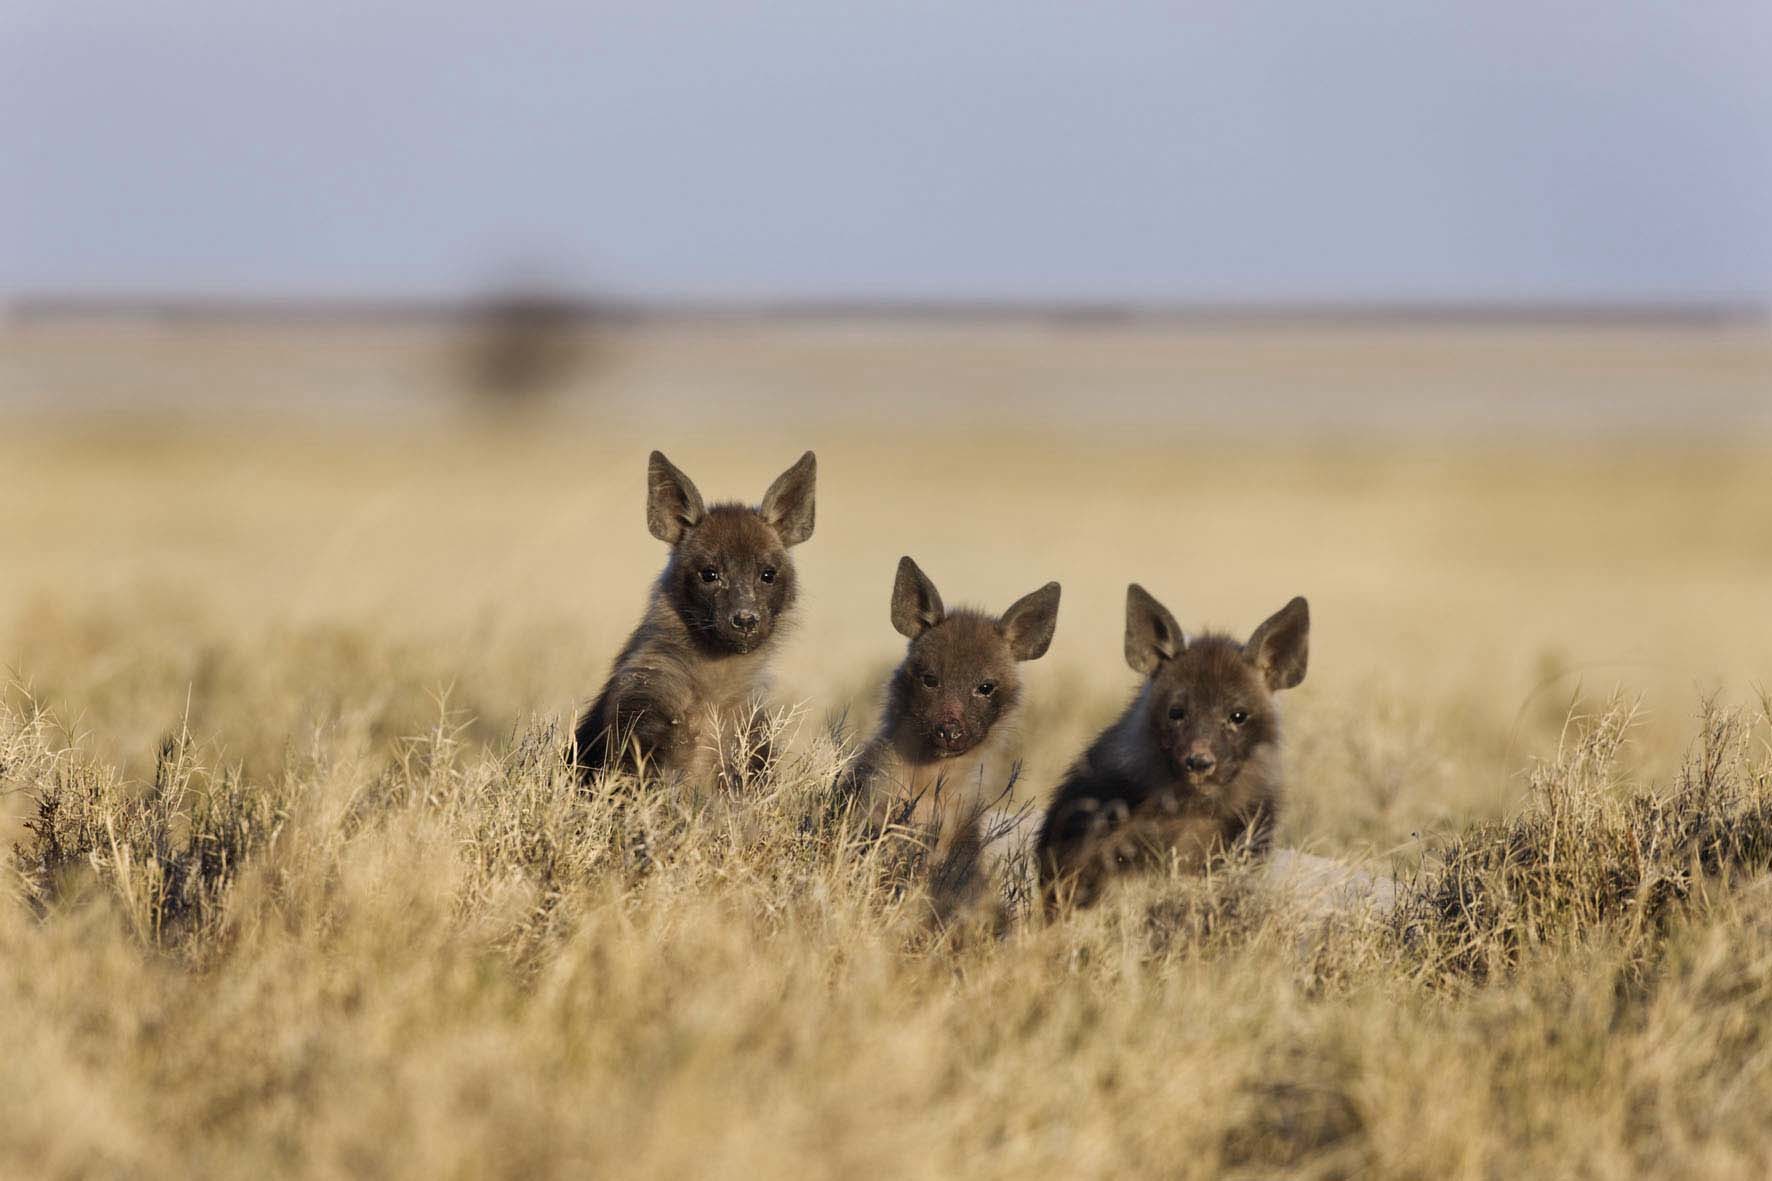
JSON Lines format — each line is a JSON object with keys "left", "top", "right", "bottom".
{"left": 936, "top": 723, "right": 964, "bottom": 745}
{"left": 730, "top": 610, "right": 759, "bottom": 633}
{"left": 1184, "top": 753, "right": 1216, "bottom": 773}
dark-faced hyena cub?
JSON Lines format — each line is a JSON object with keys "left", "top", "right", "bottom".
{"left": 1037, "top": 585, "right": 1309, "bottom": 910}
{"left": 572, "top": 449, "right": 816, "bottom": 789}
{"left": 839, "top": 557, "right": 1060, "bottom": 892}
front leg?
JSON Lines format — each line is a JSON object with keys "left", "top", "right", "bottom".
{"left": 1037, "top": 793, "right": 1138, "bottom": 914}
{"left": 573, "top": 666, "right": 688, "bottom": 783}
{"left": 929, "top": 805, "right": 987, "bottom": 919}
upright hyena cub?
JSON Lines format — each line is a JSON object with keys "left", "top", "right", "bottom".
{"left": 840, "top": 557, "right": 1060, "bottom": 894}
{"left": 573, "top": 449, "right": 816, "bottom": 789}
{"left": 1037, "top": 585, "right": 1309, "bottom": 910}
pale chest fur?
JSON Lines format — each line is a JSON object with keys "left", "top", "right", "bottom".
{"left": 631, "top": 587, "right": 774, "bottom": 719}
{"left": 863, "top": 726, "right": 1020, "bottom": 826}
{"left": 673, "top": 651, "right": 771, "bottom": 781}
{"left": 686, "top": 648, "right": 772, "bottom": 718}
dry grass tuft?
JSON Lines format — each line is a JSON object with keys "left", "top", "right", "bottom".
{"left": 6, "top": 685, "right": 1772, "bottom": 1177}
{"left": 1406, "top": 695, "right": 1772, "bottom": 984}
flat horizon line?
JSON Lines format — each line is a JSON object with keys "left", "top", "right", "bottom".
{"left": 5, "top": 294, "right": 1769, "bottom": 329}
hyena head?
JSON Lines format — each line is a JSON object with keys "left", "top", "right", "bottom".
{"left": 1122, "top": 585, "right": 1309, "bottom": 793}
{"left": 647, "top": 449, "right": 817, "bottom": 654}
{"left": 887, "top": 556, "right": 1061, "bottom": 760}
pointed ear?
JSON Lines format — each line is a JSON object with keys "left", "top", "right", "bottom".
{"left": 646, "top": 451, "right": 705, "bottom": 544}
{"left": 1245, "top": 596, "right": 1309, "bottom": 691}
{"left": 759, "top": 450, "right": 816, "bottom": 547}
{"left": 890, "top": 556, "right": 945, "bottom": 639}
{"left": 999, "top": 581, "right": 1061, "bottom": 662}
{"left": 1124, "top": 584, "right": 1184, "bottom": 676}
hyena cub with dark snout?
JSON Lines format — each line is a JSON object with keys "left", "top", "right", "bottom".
{"left": 1037, "top": 585, "right": 1309, "bottom": 910}
{"left": 573, "top": 449, "right": 816, "bottom": 789}
{"left": 840, "top": 557, "right": 1060, "bottom": 897}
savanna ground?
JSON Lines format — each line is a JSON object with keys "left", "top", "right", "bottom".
{"left": 3, "top": 317, "right": 1772, "bottom": 1177}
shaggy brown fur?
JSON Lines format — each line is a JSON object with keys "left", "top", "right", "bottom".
{"left": 1037, "top": 586, "right": 1309, "bottom": 911}
{"left": 573, "top": 450, "right": 816, "bottom": 789}
{"left": 840, "top": 557, "right": 1059, "bottom": 906}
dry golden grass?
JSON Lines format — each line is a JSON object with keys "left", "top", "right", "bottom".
{"left": 4, "top": 320, "right": 1772, "bottom": 1177}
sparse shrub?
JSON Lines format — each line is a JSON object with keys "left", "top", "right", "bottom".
{"left": 1401, "top": 694, "right": 1772, "bottom": 983}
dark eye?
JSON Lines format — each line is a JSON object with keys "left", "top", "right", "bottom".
{"left": 921, "top": 673, "right": 939, "bottom": 689}
{"left": 1168, "top": 704, "right": 1186, "bottom": 721}
{"left": 759, "top": 567, "right": 777, "bottom": 584}
{"left": 1229, "top": 709, "right": 1249, "bottom": 725}
{"left": 699, "top": 568, "right": 720, "bottom": 584}
{"left": 975, "top": 681, "right": 996, "bottom": 697}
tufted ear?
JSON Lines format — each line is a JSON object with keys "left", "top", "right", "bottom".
{"left": 890, "top": 556, "right": 945, "bottom": 639}
{"left": 1124, "top": 584, "right": 1184, "bottom": 676}
{"left": 759, "top": 451, "right": 817, "bottom": 547}
{"left": 646, "top": 451, "right": 706, "bottom": 544}
{"left": 1245, "top": 596, "right": 1310, "bottom": 691}
{"left": 999, "top": 582, "right": 1061, "bottom": 662}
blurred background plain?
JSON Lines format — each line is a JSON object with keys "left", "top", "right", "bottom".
{"left": 2, "top": 1, "right": 1770, "bottom": 834}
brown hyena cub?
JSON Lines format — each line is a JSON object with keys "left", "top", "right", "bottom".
{"left": 1037, "top": 585, "right": 1309, "bottom": 910}
{"left": 839, "top": 556, "right": 1060, "bottom": 900}
{"left": 572, "top": 449, "right": 816, "bottom": 789}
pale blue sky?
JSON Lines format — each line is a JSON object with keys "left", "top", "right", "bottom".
{"left": 3, "top": 1, "right": 1769, "bottom": 304}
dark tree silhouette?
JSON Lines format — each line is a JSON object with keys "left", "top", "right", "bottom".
{"left": 459, "top": 290, "right": 598, "bottom": 411}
